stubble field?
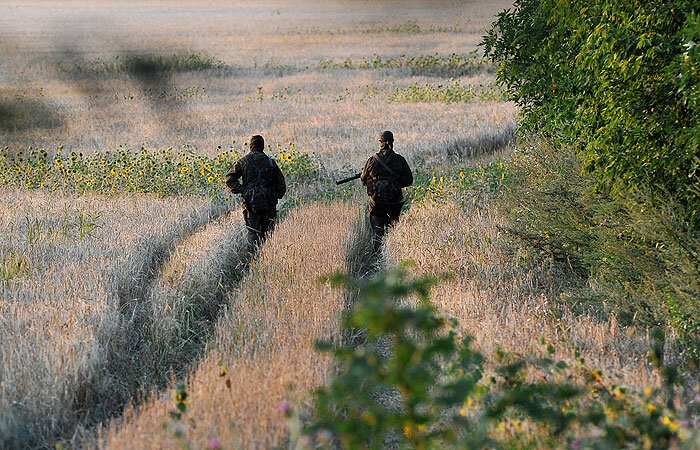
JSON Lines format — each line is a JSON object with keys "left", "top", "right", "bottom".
{"left": 0, "top": 1, "right": 666, "bottom": 448}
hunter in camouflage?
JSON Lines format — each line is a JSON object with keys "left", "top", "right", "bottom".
{"left": 361, "top": 130, "right": 413, "bottom": 250}
{"left": 226, "top": 135, "right": 286, "bottom": 246}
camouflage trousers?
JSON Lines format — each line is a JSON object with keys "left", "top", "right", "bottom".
{"left": 369, "top": 201, "right": 404, "bottom": 250}
{"left": 243, "top": 206, "right": 277, "bottom": 247}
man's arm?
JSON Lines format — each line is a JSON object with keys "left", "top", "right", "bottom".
{"left": 399, "top": 157, "right": 413, "bottom": 188}
{"left": 360, "top": 156, "right": 373, "bottom": 185}
{"left": 225, "top": 161, "right": 244, "bottom": 194}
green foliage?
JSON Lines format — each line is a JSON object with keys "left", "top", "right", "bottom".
{"left": 408, "top": 159, "right": 509, "bottom": 208}
{"left": 483, "top": 0, "right": 700, "bottom": 224}
{"left": 57, "top": 52, "right": 228, "bottom": 74}
{"left": 316, "top": 52, "right": 492, "bottom": 77}
{"left": 390, "top": 80, "right": 505, "bottom": 104}
{"left": 0, "top": 143, "right": 321, "bottom": 197}
{"left": 303, "top": 267, "right": 695, "bottom": 449}
{"left": 501, "top": 144, "right": 700, "bottom": 363}
{"left": 164, "top": 383, "right": 190, "bottom": 444}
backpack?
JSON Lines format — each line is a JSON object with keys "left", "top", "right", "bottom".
{"left": 243, "top": 156, "right": 277, "bottom": 212}
{"left": 371, "top": 153, "right": 403, "bottom": 204}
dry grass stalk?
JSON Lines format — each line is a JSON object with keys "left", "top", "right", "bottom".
{"left": 101, "top": 202, "right": 370, "bottom": 449}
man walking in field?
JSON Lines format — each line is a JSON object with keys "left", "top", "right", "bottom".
{"left": 226, "top": 135, "right": 286, "bottom": 246}
{"left": 361, "top": 130, "right": 413, "bottom": 250}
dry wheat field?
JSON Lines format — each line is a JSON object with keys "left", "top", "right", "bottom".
{"left": 0, "top": 1, "right": 668, "bottom": 448}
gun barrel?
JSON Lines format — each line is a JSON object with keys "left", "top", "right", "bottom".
{"left": 335, "top": 172, "right": 362, "bottom": 185}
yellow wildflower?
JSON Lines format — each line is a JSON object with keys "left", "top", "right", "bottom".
{"left": 362, "top": 411, "right": 377, "bottom": 426}
{"left": 644, "top": 387, "right": 653, "bottom": 397}
{"left": 55, "top": 158, "right": 63, "bottom": 166}
{"left": 207, "top": 176, "right": 214, "bottom": 183}
{"left": 661, "top": 416, "right": 678, "bottom": 431}
{"left": 460, "top": 407, "right": 467, "bottom": 417}
{"left": 110, "top": 168, "right": 117, "bottom": 175}
{"left": 459, "top": 171, "right": 465, "bottom": 178}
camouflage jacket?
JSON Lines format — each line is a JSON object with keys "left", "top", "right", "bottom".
{"left": 360, "top": 150, "right": 413, "bottom": 203}
{"left": 225, "top": 151, "right": 286, "bottom": 208}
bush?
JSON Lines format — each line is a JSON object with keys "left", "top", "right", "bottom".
{"left": 301, "top": 267, "right": 695, "bottom": 449}
{"left": 483, "top": 1, "right": 699, "bottom": 224}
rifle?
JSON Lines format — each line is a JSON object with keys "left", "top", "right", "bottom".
{"left": 335, "top": 172, "right": 361, "bottom": 185}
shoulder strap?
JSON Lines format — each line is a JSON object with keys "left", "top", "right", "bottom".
{"left": 373, "top": 153, "right": 400, "bottom": 179}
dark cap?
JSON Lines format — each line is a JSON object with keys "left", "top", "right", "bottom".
{"left": 250, "top": 135, "right": 264, "bottom": 151}
{"left": 379, "top": 130, "right": 394, "bottom": 143}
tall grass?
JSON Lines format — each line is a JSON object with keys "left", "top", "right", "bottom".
{"left": 148, "top": 213, "right": 250, "bottom": 379}
{"left": 500, "top": 143, "right": 700, "bottom": 364}
{"left": 384, "top": 201, "right": 659, "bottom": 389}
{"left": 101, "top": 202, "right": 371, "bottom": 448}
{"left": 0, "top": 190, "right": 229, "bottom": 448}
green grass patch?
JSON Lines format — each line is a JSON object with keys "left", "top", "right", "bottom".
{"left": 57, "top": 52, "right": 228, "bottom": 75}
{"left": 390, "top": 80, "right": 506, "bottom": 103}
{"left": 316, "top": 52, "right": 493, "bottom": 77}
{"left": 408, "top": 158, "right": 510, "bottom": 208}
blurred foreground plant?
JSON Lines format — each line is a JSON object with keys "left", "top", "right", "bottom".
{"left": 301, "top": 266, "right": 697, "bottom": 449}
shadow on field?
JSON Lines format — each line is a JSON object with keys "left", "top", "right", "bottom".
{"left": 0, "top": 38, "right": 65, "bottom": 134}
{"left": 0, "top": 98, "right": 64, "bottom": 132}
{"left": 442, "top": 122, "right": 517, "bottom": 160}
{"left": 54, "top": 45, "right": 197, "bottom": 114}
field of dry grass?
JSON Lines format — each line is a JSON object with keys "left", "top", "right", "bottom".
{"left": 0, "top": 0, "right": 515, "bottom": 170}
{"left": 383, "top": 202, "right": 658, "bottom": 388}
{"left": 0, "top": 190, "right": 231, "bottom": 446}
{"left": 2, "top": 1, "right": 674, "bottom": 448}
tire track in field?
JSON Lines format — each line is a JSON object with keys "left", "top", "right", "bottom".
{"left": 45, "top": 200, "right": 245, "bottom": 448}
{"left": 99, "top": 202, "right": 372, "bottom": 449}
{"left": 98, "top": 203, "right": 250, "bottom": 415}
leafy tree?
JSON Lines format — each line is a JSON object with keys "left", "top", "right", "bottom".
{"left": 483, "top": 1, "right": 699, "bottom": 224}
